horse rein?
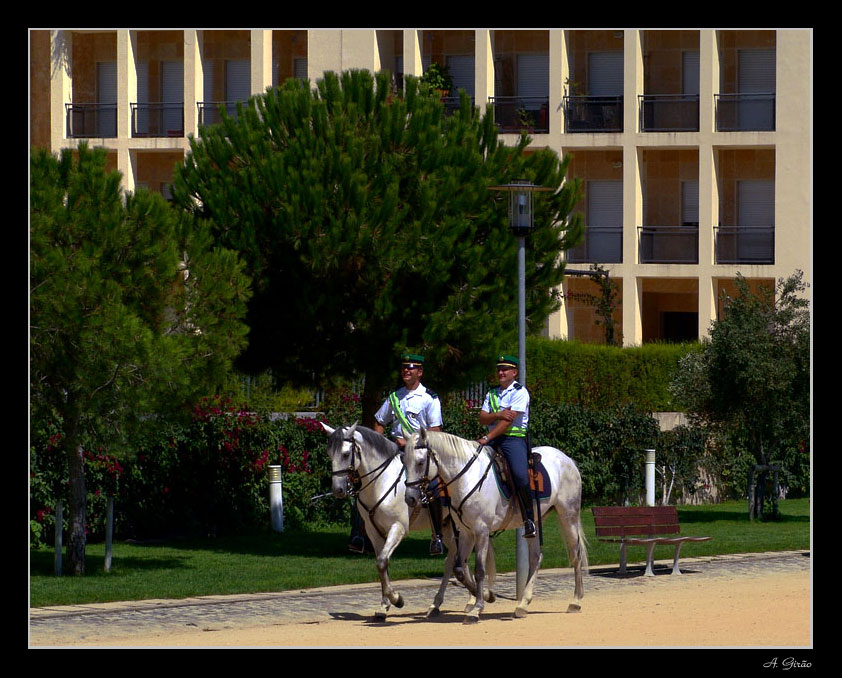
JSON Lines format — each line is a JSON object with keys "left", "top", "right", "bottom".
{"left": 406, "top": 438, "right": 495, "bottom": 521}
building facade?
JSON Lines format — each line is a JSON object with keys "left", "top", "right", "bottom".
{"left": 30, "top": 29, "right": 811, "bottom": 346}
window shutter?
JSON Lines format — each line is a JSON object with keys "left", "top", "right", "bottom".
{"left": 588, "top": 52, "right": 623, "bottom": 96}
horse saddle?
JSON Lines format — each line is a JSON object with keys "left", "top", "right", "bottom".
{"left": 491, "top": 452, "right": 551, "bottom": 501}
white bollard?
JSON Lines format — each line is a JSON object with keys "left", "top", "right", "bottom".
{"left": 268, "top": 465, "right": 284, "bottom": 532}
{"left": 645, "top": 449, "right": 656, "bottom": 506}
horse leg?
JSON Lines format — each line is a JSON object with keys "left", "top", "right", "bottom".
{"left": 372, "top": 522, "right": 407, "bottom": 621}
{"left": 513, "top": 537, "right": 543, "bottom": 618}
{"left": 463, "top": 529, "right": 490, "bottom": 624}
{"left": 557, "top": 507, "right": 589, "bottom": 613}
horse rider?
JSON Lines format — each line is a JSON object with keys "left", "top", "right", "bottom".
{"left": 476, "top": 354, "right": 537, "bottom": 538}
{"left": 372, "top": 353, "right": 446, "bottom": 556}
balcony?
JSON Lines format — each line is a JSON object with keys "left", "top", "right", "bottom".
{"left": 638, "top": 226, "right": 699, "bottom": 264}
{"left": 639, "top": 94, "right": 699, "bottom": 132}
{"left": 715, "top": 93, "right": 776, "bottom": 131}
{"left": 197, "top": 101, "right": 250, "bottom": 128}
{"left": 490, "top": 96, "right": 549, "bottom": 133}
{"left": 564, "top": 96, "right": 623, "bottom": 132}
{"left": 65, "top": 103, "right": 117, "bottom": 138}
{"left": 715, "top": 226, "right": 775, "bottom": 264}
{"left": 567, "top": 227, "right": 623, "bottom": 264}
{"left": 131, "top": 103, "right": 184, "bottom": 138}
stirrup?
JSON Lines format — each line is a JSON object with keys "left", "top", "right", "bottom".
{"left": 522, "top": 519, "right": 537, "bottom": 538}
{"left": 429, "top": 535, "right": 444, "bottom": 556}
{"left": 348, "top": 536, "right": 365, "bottom": 554}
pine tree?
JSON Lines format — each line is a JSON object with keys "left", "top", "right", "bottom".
{"left": 30, "top": 144, "right": 251, "bottom": 573}
{"left": 173, "top": 70, "right": 582, "bottom": 423}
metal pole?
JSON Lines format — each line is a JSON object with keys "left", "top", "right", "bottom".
{"left": 104, "top": 496, "right": 113, "bottom": 572}
{"left": 515, "top": 235, "right": 528, "bottom": 600}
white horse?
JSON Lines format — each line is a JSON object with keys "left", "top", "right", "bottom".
{"left": 404, "top": 428, "right": 589, "bottom": 624}
{"left": 322, "top": 422, "right": 496, "bottom": 620}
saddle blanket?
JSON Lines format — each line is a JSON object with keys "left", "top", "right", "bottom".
{"left": 492, "top": 459, "right": 552, "bottom": 501}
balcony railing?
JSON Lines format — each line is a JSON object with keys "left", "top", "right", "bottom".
{"left": 197, "top": 101, "right": 251, "bottom": 128}
{"left": 131, "top": 103, "right": 184, "bottom": 138}
{"left": 489, "top": 96, "right": 550, "bottom": 133}
{"left": 567, "top": 228, "right": 623, "bottom": 264}
{"left": 715, "top": 93, "right": 776, "bottom": 131}
{"left": 639, "top": 94, "right": 699, "bottom": 132}
{"left": 65, "top": 103, "right": 117, "bottom": 138}
{"left": 638, "top": 226, "right": 699, "bottom": 264}
{"left": 564, "top": 96, "right": 623, "bottom": 132}
{"left": 715, "top": 226, "right": 775, "bottom": 264}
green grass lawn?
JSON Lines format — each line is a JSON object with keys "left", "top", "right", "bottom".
{"left": 30, "top": 498, "right": 809, "bottom": 608}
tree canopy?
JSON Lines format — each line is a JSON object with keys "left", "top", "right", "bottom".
{"left": 30, "top": 144, "right": 251, "bottom": 573}
{"left": 669, "top": 271, "right": 810, "bottom": 502}
{"left": 173, "top": 69, "right": 582, "bottom": 423}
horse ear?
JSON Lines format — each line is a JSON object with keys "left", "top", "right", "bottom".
{"left": 420, "top": 427, "right": 428, "bottom": 441}
{"left": 347, "top": 421, "right": 359, "bottom": 439}
{"left": 321, "top": 422, "right": 335, "bottom": 435}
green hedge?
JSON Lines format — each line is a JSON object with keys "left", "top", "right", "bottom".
{"left": 526, "top": 337, "right": 699, "bottom": 411}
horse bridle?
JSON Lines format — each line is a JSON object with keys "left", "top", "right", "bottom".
{"left": 330, "top": 428, "right": 403, "bottom": 540}
{"left": 406, "top": 436, "right": 495, "bottom": 518}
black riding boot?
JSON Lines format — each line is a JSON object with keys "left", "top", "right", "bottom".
{"left": 428, "top": 498, "right": 444, "bottom": 555}
{"left": 516, "top": 485, "right": 537, "bottom": 538}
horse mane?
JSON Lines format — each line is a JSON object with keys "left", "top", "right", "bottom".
{"left": 420, "top": 430, "right": 483, "bottom": 465}
{"left": 327, "top": 423, "right": 400, "bottom": 463}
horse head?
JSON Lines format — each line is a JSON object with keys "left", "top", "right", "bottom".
{"left": 403, "top": 428, "right": 437, "bottom": 509}
{"left": 322, "top": 421, "right": 362, "bottom": 499}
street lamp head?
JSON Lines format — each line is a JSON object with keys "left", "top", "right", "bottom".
{"left": 487, "top": 179, "right": 553, "bottom": 237}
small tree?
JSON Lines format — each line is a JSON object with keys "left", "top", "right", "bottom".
{"left": 30, "top": 144, "right": 251, "bottom": 573}
{"left": 670, "top": 271, "right": 810, "bottom": 517}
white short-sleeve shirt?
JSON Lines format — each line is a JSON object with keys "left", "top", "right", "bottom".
{"left": 375, "top": 383, "right": 442, "bottom": 440}
{"left": 481, "top": 381, "right": 530, "bottom": 433}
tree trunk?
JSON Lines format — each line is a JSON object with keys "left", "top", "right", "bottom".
{"left": 361, "top": 374, "right": 387, "bottom": 429}
{"left": 66, "top": 440, "right": 87, "bottom": 575}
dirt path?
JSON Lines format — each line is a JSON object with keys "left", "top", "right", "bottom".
{"left": 46, "top": 565, "right": 810, "bottom": 648}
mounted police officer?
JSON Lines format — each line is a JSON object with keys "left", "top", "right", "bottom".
{"left": 372, "top": 353, "right": 446, "bottom": 555}
{"left": 477, "top": 354, "right": 537, "bottom": 538}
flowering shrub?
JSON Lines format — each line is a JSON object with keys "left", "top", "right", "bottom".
{"left": 29, "top": 419, "right": 126, "bottom": 547}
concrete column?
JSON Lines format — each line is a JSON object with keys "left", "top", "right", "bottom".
{"left": 116, "top": 30, "right": 136, "bottom": 194}
{"left": 50, "top": 30, "right": 72, "bottom": 151}
{"left": 402, "top": 29, "right": 422, "bottom": 78}
{"left": 474, "top": 29, "right": 494, "bottom": 108}
{"left": 250, "top": 29, "right": 273, "bottom": 96}
{"left": 183, "top": 30, "right": 203, "bottom": 139}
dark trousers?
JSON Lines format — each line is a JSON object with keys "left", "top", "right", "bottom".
{"left": 492, "top": 435, "right": 535, "bottom": 523}
{"left": 493, "top": 435, "right": 530, "bottom": 490}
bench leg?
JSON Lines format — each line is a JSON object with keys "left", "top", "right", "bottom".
{"left": 619, "top": 543, "right": 627, "bottom": 575}
{"left": 671, "top": 542, "right": 685, "bottom": 575}
{"left": 644, "top": 542, "right": 656, "bottom": 577}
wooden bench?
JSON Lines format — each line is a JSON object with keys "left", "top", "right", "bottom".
{"left": 592, "top": 506, "right": 712, "bottom": 577}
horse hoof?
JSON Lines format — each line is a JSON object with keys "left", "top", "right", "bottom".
{"left": 567, "top": 603, "right": 582, "bottom": 613}
{"left": 394, "top": 594, "right": 404, "bottom": 609}
{"left": 374, "top": 612, "right": 387, "bottom": 622}
{"left": 463, "top": 613, "right": 480, "bottom": 625}
{"left": 426, "top": 606, "right": 441, "bottom": 619}
{"left": 485, "top": 592, "right": 497, "bottom": 604}
{"left": 513, "top": 606, "right": 528, "bottom": 619}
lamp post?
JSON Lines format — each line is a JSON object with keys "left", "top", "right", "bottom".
{"left": 488, "top": 179, "right": 552, "bottom": 599}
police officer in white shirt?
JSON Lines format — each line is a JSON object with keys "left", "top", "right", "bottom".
{"left": 373, "top": 353, "right": 445, "bottom": 555}
{"left": 477, "top": 354, "right": 536, "bottom": 538}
